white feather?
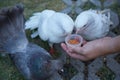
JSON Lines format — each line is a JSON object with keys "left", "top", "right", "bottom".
{"left": 25, "top": 9, "right": 74, "bottom": 47}
{"left": 25, "top": 12, "right": 41, "bottom": 30}
{"left": 38, "top": 11, "right": 74, "bottom": 43}
{"left": 75, "top": 9, "right": 112, "bottom": 40}
{"left": 31, "top": 31, "right": 39, "bottom": 38}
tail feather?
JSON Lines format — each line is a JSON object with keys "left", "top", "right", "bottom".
{"left": 0, "top": 4, "right": 28, "bottom": 54}
{"left": 31, "top": 31, "right": 39, "bottom": 38}
{"left": 25, "top": 12, "right": 41, "bottom": 30}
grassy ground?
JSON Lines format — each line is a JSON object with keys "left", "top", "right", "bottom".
{"left": 0, "top": 0, "right": 120, "bottom": 80}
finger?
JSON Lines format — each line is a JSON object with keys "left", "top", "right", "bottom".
{"left": 82, "top": 40, "right": 87, "bottom": 45}
{"left": 61, "top": 43, "right": 84, "bottom": 56}
{"left": 61, "top": 43, "right": 68, "bottom": 51}
{"left": 67, "top": 52, "right": 87, "bottom": 60}
{"left": 69, "top": 47, "right": 84, "bottom": 55}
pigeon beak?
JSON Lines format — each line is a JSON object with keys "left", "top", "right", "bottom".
{"left": 75, "top": 28, "right": 81, "bottom": 34}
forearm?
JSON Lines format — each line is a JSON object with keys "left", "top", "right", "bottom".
{"left": 101, "top": 36, "right": 120, "bottom": 55}
{"left": 110, "top": 35, "right": 120, "bottom": 52}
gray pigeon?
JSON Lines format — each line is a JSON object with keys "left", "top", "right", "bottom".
{"left": 0, "top": 4, "right": 63, "bottom": 80}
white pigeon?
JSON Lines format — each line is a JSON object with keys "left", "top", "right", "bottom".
{"left": 25, "top": 10, "right": 56, "bottom": 37}
{"left": 38, "top": 12, "right": 74, "bottom": 43}
{"left": 25, "top": 10, "right": 74, "bottom": 53}
{"left": 75, "top": 9, "right": 113, "bottom": 40}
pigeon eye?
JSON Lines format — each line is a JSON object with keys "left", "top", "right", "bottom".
{"left": 83, "top": 24, "right": 87, "bottom": 27}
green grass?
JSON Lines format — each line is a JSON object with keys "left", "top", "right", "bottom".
{"left": 0, "top": 55, "right": 25, "bottom": 80}
{"left": 0, "top": 0, "right": 65, "bottom": 18}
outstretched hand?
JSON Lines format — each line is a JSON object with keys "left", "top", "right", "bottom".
{"left": 61, "top": 37, "right": 112, "bottom": 61}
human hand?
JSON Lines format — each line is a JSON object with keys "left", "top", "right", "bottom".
{"left": 61, "top": 37, "right": 112, "bottom": 61}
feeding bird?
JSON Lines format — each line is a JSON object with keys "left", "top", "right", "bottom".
{"left": 0, "top": 4, "right": 63, "bottom": 80}
{"left": 75, "top": 9, "right": 113, "bottom": 40}
{"left": 25, "top": 10, "right": 74, "bottom": 54}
